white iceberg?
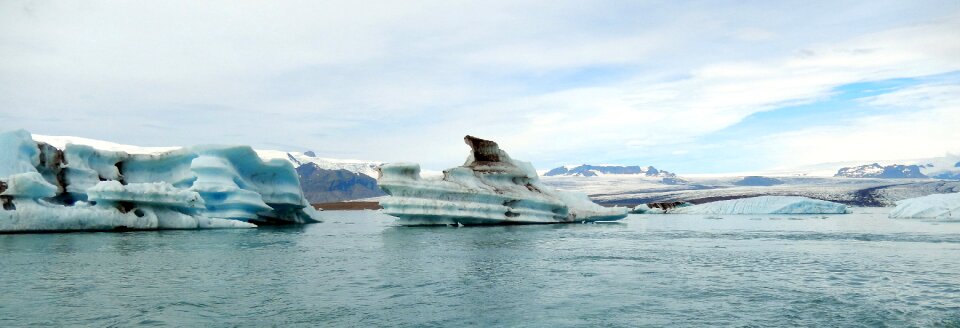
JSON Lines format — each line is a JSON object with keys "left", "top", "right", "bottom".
{"left": 0, "top": 130, "right": 320, "bottom": 232}
{"left": 889, "top": 193, "right": 959, "bottom": 219}
{"left": 669, "top": 196, "right": 849, "bottom": 215}
{"left": 377, "top": 136, "right": 627, "bottom": 225}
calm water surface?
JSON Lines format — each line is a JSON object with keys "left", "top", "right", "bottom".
{"left": 2, "top": 208, "right": 959, "bottom": 327}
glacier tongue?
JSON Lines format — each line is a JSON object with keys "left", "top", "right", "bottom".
{"left": 377, "top": 135, "right": 627, "bottom": 225}
{"left": 669, "top": 196, "right": 849, "bottom": 215}
{"left": 0, "top": 129, "right": 319, "bottom": 232}
{"left": 889, "top": 193, "right": 960, "bottom": 219}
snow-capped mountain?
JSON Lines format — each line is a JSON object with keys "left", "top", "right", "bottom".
{"left": 732, "top": 154, "right": 960, "bottom": 179}
{"left": 254, "top": 150, "right": 381, "bottom": 178}
{"left": 834, "top": 163, "right": 927, "bottom": 179}
{"left": 543, "top": 164, "right": 676, "bottom": 177}
{"left": 930, "top": 161, "right": 960, "bottom": 179}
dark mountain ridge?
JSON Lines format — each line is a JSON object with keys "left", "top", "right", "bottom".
{"left": 296, "top": 163, "right": 385, "bottom": 204}
{"left": 544, "top": 164, "right": 675, "bottom": 177}
{"left": 834, "top": 163, "right": 927, "bottom": 179}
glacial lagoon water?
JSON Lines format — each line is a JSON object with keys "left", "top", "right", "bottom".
{"left": 2, "top": 208, "right": 959, "bottom": 327}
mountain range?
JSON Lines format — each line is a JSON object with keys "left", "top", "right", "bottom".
{"left": 834, "top": 161, "right": 960, "bottom": 179}
{"left": 834, "top": 163, "right": 928, "bottom": 179}
{"left": 544, "top": 164, "right": 676, "bottom": 177}
{"left": 295, "top": 163, "right": 385, "bottom": 204}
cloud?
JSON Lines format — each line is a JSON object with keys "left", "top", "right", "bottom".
{"left": 425, "top": 15, "right": 960, "bottom": 167}
{"left": 762, "top": 82, "right": 960, "bottom": 167}
{"left": 0, "top": 0, "right": 958, "bottom": 170}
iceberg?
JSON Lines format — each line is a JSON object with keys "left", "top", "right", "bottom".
{"left": 630, "top": 202, "right": 691, "bottom": 214}
{"left": 377, "top": 136, "right": 627, "bottom": 225}
{"left": 0, "top": 130, "right": 320, "bottom": 232}
{"left": 668, "top": 196, "right": 848, "bottom": 215}
{"left": 889, "top": 193, "right": 959, "bottom": 219}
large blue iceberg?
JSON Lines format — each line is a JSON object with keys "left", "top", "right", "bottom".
{"left": 0, "top": 130, "right": 320, "bottom": 232}
{"left": 377, "top": 136, "right": 628, "bottom": 225}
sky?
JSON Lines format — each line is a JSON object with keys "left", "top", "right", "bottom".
{"left": 1, "top": 0, "right": 959, "bottom": 173}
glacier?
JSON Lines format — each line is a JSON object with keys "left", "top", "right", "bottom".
{"left": 0, "top": 130, "right": 320, "bottom": 232}
{"left": 377, "top": 136, "right": 628, "bottom": 225}
{"left": 889, "top": 193, "right": 960, "bottom": 220}
{"left": 668, "top": 196, "right": 849, "bottom": 215}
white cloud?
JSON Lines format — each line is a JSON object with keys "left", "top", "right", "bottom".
{"left": 763, "top": 83, "right": 960, "bottom": 166}
{"left": 443, "top": 15, "right": 960, "bottom": 167}
{"left": 0, "top": 1, "right": 958, "bottom": 170}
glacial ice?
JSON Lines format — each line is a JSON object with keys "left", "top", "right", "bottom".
{"left": 630, "top": 202, "right": 690, "bottom": 214}
{"left": 86, "top": 181, "right": 205, "bottom": 209}
{"left": 889, "top": 193, "right": 960, "bottom": 219}
{"left": 669, "top": 196, "right": 849, "bottom": 215}
{"left": 377, "top": 136, "right": 628, "bottom": 225}
{"left": 2, "top": 172, "right": 59, "bottom": 198}
{"left": 0, "top": 130, "right": 319, "bottom": 232}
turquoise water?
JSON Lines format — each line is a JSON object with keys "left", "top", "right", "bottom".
{"left": 2, "top": 208, "right": 959, "bottom": 327}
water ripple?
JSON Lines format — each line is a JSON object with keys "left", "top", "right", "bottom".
{"left": 0, "top": 210, "right": 958, "bottom": 326}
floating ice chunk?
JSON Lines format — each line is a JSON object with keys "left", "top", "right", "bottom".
{"left": 889, "top": 193, "right": 959, "bottom": 219}
{"left": 377, "top": 136, "right": 627, "bottom": 225}
{"left": 670, "top": 196, "right": 848, "bottom": 214}
{"left": 0, "top": 129, "right": 316, "bottom": 232}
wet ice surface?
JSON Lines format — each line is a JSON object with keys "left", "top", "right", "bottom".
{"left": 2, "top": 208, "right": 959, "bottom": 327}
